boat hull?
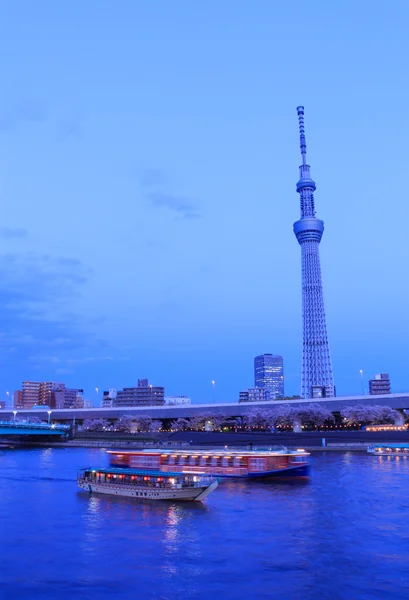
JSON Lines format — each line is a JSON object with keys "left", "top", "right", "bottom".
{"left": 246, "top": 464, "right": 310, "bottom": 478}
{"left": 77, "top": 479, "right": 218, "bottom": 502}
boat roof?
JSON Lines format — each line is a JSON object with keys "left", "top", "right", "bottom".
{"left": 106, "top": 448, "right": 309, "bottom": 457}
{"left": 81, "top": 467, "right": 197, "bottom": 477}
{"left": 371, "top": 444, "right": 409, "bottom": 448}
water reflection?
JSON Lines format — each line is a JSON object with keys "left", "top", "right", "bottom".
{"left": 1, "top": 449, "right": 409, "bottom": 599}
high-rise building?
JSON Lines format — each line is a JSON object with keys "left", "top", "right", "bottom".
{"left": 16, "top": 381, "right": 82, "bottom": 409}
{"left": 293, "top": 106, "right": 335, "bottom": 398}
{"left": 254, "top": 354, "right": 284, "bottom": 398}
{"left": 114, "top": 379, "right": 165, "bottom": 407}
{"left": 369, "top": 374, "right": 391, "bottom": 395}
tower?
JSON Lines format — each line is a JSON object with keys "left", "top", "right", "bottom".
{"left": 293, "top": 106, "right": 334, "bottom": 398}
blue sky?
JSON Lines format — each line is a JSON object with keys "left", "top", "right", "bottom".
{"left": 0, "top": 1, "right": 407, "bottom": 404}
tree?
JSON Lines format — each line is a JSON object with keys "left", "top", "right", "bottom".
{"left": 115, "top": 415, "right": 135, "bottom": 433}
{"left": 243, "top": 409, "right": 275, "bottom": 430}
{"left": 295, "top": 404, "right": 335, "bottom": 428}
{"left": 82, "top": 418, "right": 110, "bottom": 431}
{"left": 270, "top": 405, "right": 299, "bottom": 427}
{"left": 130, "top": 415, "right": 153, "bottom": 433}
{"left": 341, "top": 405, "right": 402, "bottom": 426}
{"left": 172, "top": 418, "right": 191, "bottom": 431}
{"left": 150, "top": 420, "right": 162, "bottom": 432}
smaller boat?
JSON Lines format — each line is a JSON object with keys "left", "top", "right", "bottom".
{"left": 77, "top": 467, "right": 218, "bottom": 502}
{"left": 367, "top": 444, "right": 409, "bottom": 455}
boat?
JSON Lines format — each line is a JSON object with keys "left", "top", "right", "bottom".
{"left": 77, "top": 467, "right": 219, "bottom": 502}
{"left": 107, "top": 447, "right": 310, "bottom": 479}
{"left": 367, "top": 444, "right": 409, "bottom": 455}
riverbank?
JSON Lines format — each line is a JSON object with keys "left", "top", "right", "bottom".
{"left": 3, "top": 428, "right": 409, "bottom": 451}
{"left": 0, "top": 439, "right": 383, "bottom": 452}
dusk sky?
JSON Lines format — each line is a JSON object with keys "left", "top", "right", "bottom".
{"left": 0, "top": 1, "right": 408, "bottom": 404}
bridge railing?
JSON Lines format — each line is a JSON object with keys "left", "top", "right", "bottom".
{"left": 0, "top": 421, "right": 70, "bottom": 431}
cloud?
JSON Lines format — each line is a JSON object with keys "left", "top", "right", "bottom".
{"left": 56, "top": 368, "right": 73, "bottom": 375}
{"left": 0, "top": 251, "right": 105, "bottom": 375}
{"left": 140, "top": 169, "right": 168, "bottom": 188}
{"left": 0, "top": 98, "right": 48, "bottom": 133}
{"left": 54, "top": 115, "right": 82, "bottom": 143}
{"left": 0, "top": 252, "right": 91, "bottom": 308}
{"left": 66, "top": 356, "right": 114, "bottom": 365}
{"left": 0, "top": 227, "right": 28, "bottom": 238}
{"left": 28, "top": 356, "right": 61, "bottom": 364}
{"left": 147, "top": 192, "right": 202, "bottom": 219}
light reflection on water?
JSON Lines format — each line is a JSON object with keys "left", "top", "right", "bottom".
{"left": 1, "top": 448, "right": 409, "bottom": 599}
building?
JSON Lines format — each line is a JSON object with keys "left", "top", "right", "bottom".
{"left": 20, "top": 381, "right": 42, "bottom": 409}
{"left": 239, "top": 388, "right": 270, "bottom": 403}
{"left": 164, "top": 396, "right": 192, "bottom": 405}
{"left": 254, "top": 354, "right": 284, "bottom": 398}
{"left": 102, "top": 389, "right": 117, "bottom": 408}
{"left": 0, "top": 401, "right": 5, "bottom": 409}
{"left": 114, "top": 379, "right": 165, "bottom": 407}
{"left": 293, "top": 106, "right": 335, "bottom": 398}
{"left": 369, "top": 374, "right": 391, "bottom": 396}
{"left": 15, "top": 381, "right": 82, "bottom": 409}
{"left": 13, "top": 390, "right": 23, "bottom": 408}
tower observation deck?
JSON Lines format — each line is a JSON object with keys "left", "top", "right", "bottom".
{"left": 293, "top": 106, "right": 335, "bottom": 398}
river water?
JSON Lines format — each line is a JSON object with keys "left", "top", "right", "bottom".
{"left": 0, "top": 447, "right": 408, "bottom": 600}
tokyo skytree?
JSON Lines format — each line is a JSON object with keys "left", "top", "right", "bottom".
{"left": 293, "top": 106, "right": 335, "bottom": 398}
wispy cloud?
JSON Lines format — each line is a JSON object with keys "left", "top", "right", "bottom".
{"left": 140, "top": 169, "right": 168, "bottom": 188}
{"left": 0, "top": 98, "right": 48, "bottom": 133}
{"left": 0, "top": 227, "right": 28, "bottom": 238}
{"left": 141, "top": 168, "right": 203, "bottom": 220}
{"left": 66, "top": 356, "right": 114, "bottom": 365}
{"left": 0, "top": 251, "right": 106, "bottom": 376}
{"left": 147, "top": 192, "right": 202, "bottom": 219}
{"left": 54, "top": 114, "right": 82, "bottom": 143}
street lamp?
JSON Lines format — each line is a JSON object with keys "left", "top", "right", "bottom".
{"left": 211, "top": 380, "right": 216, "bottom": 403}
{"left": 6, "top": 391, "right": 10, "bottom": 407}
{"left": 13, "top": 410, "right": 17, "bottom": 422}
{"left": 359, "top": 370, "right": 364, "bottom": 396}
{"left": 47, "top": 410, "right": 52, "bottom": 425}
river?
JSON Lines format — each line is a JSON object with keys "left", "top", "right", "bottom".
{"left": 0, "top": 447, "right": 408, "bottom": 600}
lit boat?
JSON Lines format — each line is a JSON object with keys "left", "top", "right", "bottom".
{"left": 77, "top": 467, "right": 218, "bottom": 502}
{"left": 367, "top": 444, "right": 409, "bottom": 455}
{"left": 107, "top": 448, "right": 310, "bottom": 479}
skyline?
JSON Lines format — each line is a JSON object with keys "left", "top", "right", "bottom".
{"left": 0, "top": 1, "right": 408, "bottom": 402}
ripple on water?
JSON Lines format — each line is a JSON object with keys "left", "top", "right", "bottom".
{"left": 1, "top": 449, "right": 409, "bottom": 599}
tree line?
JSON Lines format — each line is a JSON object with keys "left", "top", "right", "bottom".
{"left": 81, "top": 404, "right": 404, "bottom": 433}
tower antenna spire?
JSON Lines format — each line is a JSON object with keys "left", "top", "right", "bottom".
{"left": 293, "top": 105, "right": 335, "bottom": 399}
{"left": 297, "top": 105, "right": 307, "bottom": 166}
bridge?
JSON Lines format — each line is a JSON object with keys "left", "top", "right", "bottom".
{"left": 0, "top": 421, "right": 71, "bottom": 437}
{"left": 1, "top": 392, "right": 409, "bottom": 423}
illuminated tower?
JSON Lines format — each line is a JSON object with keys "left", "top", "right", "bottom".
{"left": 293, "top": 106, "right": 334, "bottom": 398}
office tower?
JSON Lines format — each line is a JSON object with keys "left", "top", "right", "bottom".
{"left": 254, "top": 354, "right": 284, "bottom": 398}
{"left": 293, "top": 106, "right": 335, "bottom": 398}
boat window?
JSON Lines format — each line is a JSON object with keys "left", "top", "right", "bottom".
{"left": 249, "top": 458, "right": 267, "bottom": 471}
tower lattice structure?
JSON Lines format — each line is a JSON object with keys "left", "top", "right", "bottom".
{"left": 293, "top": 106, "right": 335, "bottom": 398}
